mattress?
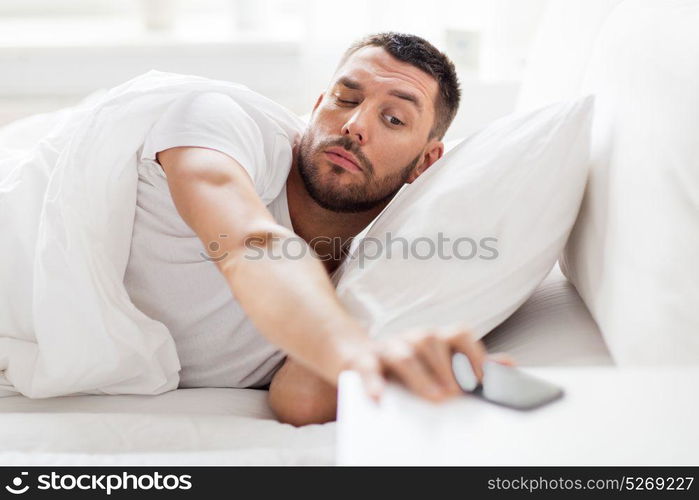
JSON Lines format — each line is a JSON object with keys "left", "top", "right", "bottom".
{"left": 0, "top": 266, "right": 607, "bottom": 465}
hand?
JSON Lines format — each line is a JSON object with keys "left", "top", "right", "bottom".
{"left": 341, "top": 328, "right": 515, "bottom": 402}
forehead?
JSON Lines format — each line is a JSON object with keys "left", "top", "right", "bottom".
{"left": 333, "top": 46, "right": 438, "bottom": 111}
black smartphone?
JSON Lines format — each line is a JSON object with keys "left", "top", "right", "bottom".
{"left": 452, "top": 354, "right": 564, "bottom": 410}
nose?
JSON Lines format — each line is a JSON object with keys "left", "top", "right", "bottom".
{"left": 341, "top": 109, "right": 368, "bottom": 146}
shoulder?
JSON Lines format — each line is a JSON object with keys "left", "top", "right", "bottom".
{"left": 170, "top": 92, "right": 249, "bottom": 122}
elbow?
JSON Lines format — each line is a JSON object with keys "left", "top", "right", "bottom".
{"left": 268, "top": 363, "right": 338, "bottom": 427}
{"left": 269, "top": 389, "right": 337, "bottom": 427}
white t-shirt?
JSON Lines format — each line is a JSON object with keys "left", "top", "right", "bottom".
{"left": 124, "top": 91, "right": 304, "bottom": 388}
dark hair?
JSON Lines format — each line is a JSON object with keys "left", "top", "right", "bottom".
{"left": 338, "top": 32, "right": 461, "bottom": 140}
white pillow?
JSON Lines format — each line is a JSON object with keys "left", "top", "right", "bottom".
{"left": 333, "top": 97, "right": 593, "bottom": 339}
{"left": 554, "top": 1, "right": 699, "bottom": 364}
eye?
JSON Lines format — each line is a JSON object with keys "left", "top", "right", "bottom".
{"left": 384, "top": 114, "right": 405, "bottom": 126}
{"left": 336, "top": 97, "right": 358, "bottom": 106}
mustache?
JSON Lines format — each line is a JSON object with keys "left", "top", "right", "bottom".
{"left": 321, "top": 136, "right": 373, "bottom": 175}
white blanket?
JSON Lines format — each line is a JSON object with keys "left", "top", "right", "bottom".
{"left": 0, "top": 71, "right": 292, "bottom": 398}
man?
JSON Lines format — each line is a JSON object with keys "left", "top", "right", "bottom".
{"left": 124, "top": 32, "right": 508, "bottom": 426}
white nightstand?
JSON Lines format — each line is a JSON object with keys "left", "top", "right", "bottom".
{"left": 337, "top": 367, "right": 699, "bottom": 465}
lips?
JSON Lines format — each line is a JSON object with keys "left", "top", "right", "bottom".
{"left": 324, "top": 147, "right": 362, "bottom": 172}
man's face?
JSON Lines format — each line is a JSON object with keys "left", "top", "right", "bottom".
{"left": 297, "top": 46, "right": 443, "bottom": 213}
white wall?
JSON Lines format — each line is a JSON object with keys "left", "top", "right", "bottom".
{"left": 0, "top": 0, "right": 547, "bottom": 139}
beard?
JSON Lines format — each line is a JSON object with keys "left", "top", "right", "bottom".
{"left": 297, "top": 133, "right": 421, "bottom": 213}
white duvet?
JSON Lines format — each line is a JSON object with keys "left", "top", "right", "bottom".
{"left": 0, "top": 71, "right": 293, "bottom": 399}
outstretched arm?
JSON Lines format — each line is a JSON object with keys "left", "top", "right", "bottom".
{"left": 158, "top": 146, "right": 375, "bottom": 387}
{"left": 158, "top": 146, "right": 500, "bottom": 425}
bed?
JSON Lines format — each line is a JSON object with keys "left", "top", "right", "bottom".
{"left": 0, "top": 263, "right": 608, "bottom": 465}
{"left": 0, "top": 387, "right": 335, "bottom": 465}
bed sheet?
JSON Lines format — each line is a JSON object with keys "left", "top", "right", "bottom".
{"left": 0, "top": 388, "right": 335, "bottom": 465}
{"left": 484, "top": 264, "right": 613, "bottom": 366}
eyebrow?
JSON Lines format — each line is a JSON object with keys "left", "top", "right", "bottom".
{"left": 338, "top": 76, "right": 363, "bottom": 90}
{"left": 337, "top": 76, "right": 423, "bottom": 112}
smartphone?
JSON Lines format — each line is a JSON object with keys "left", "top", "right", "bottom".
{"left": 452, "top": 354, "right": 563, "bottom": 410}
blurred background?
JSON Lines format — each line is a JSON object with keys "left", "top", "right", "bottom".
{"left": 0, "top": 0, "right": 548, "bottom": 141}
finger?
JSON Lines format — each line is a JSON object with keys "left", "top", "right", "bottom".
{"left": 488, "top": 352, "right": 517, "bottom": 366}
{"left": 381, "top": 341, "right": 445, "bottom": 402}
{"left": 360, "top": 370, "right": 385, "bottom": 402}
{"left": 353, "top": 353, "right": 385, "bottom": 402}
{"left": 413, "top": 333, "right": 462, "bottom": 396}
{"left": 446, "top": 329, "right": 487, "bottom": 382}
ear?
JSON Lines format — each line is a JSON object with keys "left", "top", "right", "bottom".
{"left": 406, "top": 139, "right": 444, "bottom": 183}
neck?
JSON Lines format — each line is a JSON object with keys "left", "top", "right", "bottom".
{"left": 285, "top": 151, "right": 389, "bottom": 273}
